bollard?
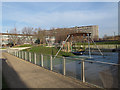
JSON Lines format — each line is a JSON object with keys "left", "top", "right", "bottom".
{"left": 63, "top": 57, "right": 66, "bottom": 75}
{"left": 41, "top": 54, "right": 43, "bottom": 67}
{"left": 81, "top": 60, "right": 85, "bottom": 82}
{"left": 50, "top": 55, "right": 53, "bottom": 70}
{"left": 29, "top": 52, "right": 31, "bottom": 62}
{"left": 34, "top": 53, "right": 36, "bottom": 64}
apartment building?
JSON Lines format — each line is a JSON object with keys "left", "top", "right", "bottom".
{"left": 0, "top": 33, "right": 37, "bottom": 46}
{"left": 71, "top": 25, "right": 99, "bottom": 40}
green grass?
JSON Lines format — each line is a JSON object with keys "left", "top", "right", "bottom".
{"left": 77, "top": 41, "right": 120, "bottom": 45}
{"left": 23, "top": 46, "right": 74, "bottom": 57}
{"left": 0, "top": 48, "right": 6, "bottom": 49}
{"left": 14, "top": 44, "right": 32, "bottom": 47}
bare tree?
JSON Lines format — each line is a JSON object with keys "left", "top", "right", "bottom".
{"left": 21, "top": 27, "right": 37, "bottom": 44}
{"left": 22, "top": 27, "right": 33, "bottom": 35}
{"left": 9, "top": 27, "right": 19, "bottom": 46}
{"left": 37, "top": 28, "right": 46, "bottom": 44}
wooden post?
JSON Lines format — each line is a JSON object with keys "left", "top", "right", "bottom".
{"left": 67, "top": 42, "right": 70, "bottom": 52}
{"left": 63, "top": 57, "right": 66, "bottom": 75}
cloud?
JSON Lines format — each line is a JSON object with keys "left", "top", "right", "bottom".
{"left": 3, "top": 10, "right": 117, "bottom": 26}
{"left": 2, "top": 2, "right": 118, "bottom": 37}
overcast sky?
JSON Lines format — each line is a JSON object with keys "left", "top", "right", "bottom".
{"left": 2, "top": 2, "right": 118, "bottom": 38}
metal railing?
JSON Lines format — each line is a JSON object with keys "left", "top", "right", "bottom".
{"left": 7, "top": 49, "right": 120, "bottom": 88}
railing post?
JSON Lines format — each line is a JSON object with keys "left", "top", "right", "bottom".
{"left": 50, "top": 55, "right": 53, "bottom": 70}
{"left": 34, "top": 53, "right": 36, "bottom": 64}
{"left": 24, "top": 52, "right": 26, "bottom": 60}
{"left": 26, "top": 52, "right": 28, "bottom": 60}
{"left": 8, "top": 49, "right": 9, "bottom": 53}
{"left": 22, "top": 51, "right": 24, "bottom": 59}
{"left": 41, "top": 54, "right": 43, "bottom": 67}
{"left": 20, "top": 51, "right": 21, "bottom": 58}
{"left": 18, "top": 51, "right": 19, "bottom": 57}
{"left": 19, "top": 51, "right": 20, "bottom": 58}
{"left": 16, "top": 51, "right": 17, "bottom": 56}
{"left": 81, "top": 60, "right": 85, "bottom": 82}
{"left": 13, "top": 50, "right": 15, "bottom": 56}
{"left": 17, "top": 51, "right": 19, "bottom": 57}
{"left": 29, "top": 52, "right": 31, "bottom": 62}
{"left": 25, "top": 52, "right": 27, "bottom": 60}
{"left": 15, "top": 51, "right": 16, "bottom": 56}
{"left": 63, "top": 57, "right": 66, "bottom": 75}
{"left": 14, "top": 50, "right": 15, "bottom": 56}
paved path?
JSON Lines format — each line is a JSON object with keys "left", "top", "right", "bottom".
{"left": 2, "top": 52, "right": 97, "bottom": 88}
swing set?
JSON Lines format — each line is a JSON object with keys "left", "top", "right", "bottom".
{"left": 54, "top": 32, "right": 104, "bottom": 59}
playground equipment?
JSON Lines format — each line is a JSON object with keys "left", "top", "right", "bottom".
{"left": 54, "top": 32, "right": 104, "bottom": 59}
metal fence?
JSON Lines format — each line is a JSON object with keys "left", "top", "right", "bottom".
{"left": 7, "top": 49, "right": 120, "bottom": 88}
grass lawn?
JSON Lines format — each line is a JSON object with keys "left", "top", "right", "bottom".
{"left": 13, "top": 44, "right": 32, "bottom": 48}
{"left": 77, "top": 40, "right": 120, "bottom": 45}
{"left": 23, "top": 46, "right": 74, "bottom": 57}
{"left": 0, "top": 48, "right": 6, "bottom": 49}
{"left": 20, "top": 46, "right": 75, "bottom": 67}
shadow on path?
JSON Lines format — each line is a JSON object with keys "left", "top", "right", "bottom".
{"left": 2, "top": 58, "right": 28, "bottom": 88}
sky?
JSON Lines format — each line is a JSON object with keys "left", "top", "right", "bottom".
{"left": 2, "top": 2, "right": 118, "bottom": 38}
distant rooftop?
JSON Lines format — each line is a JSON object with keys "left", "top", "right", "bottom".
{"left": 0, "top": 33, "right": 35, "bottom": 36}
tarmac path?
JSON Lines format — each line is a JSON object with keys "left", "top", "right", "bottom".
{"left": 2, "top": 52, "right": 97, "bottom": 88}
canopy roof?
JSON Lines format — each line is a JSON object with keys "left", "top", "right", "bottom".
{"left": 68, "top": 32, "right": 91, "bottom": 37}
